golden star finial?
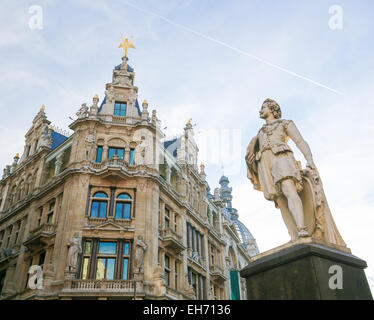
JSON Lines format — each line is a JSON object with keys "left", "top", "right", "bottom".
{"left": 119, "top": 34, "right": 135, "bottom": 58}
{"left": 187, "top": 118, "right": 192, "bottom": 125}
{"left": 40, "top": 104, "right": 45, "bottom": 112}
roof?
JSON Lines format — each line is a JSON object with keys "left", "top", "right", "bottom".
{"left": 51, "top": 131, "right": 68, "bottom": 150}
{"left": 163, "top": 138, "right": 181, "bottom": 158}
{"left": 115, "top": 63, "right": 134, "bottom": 72}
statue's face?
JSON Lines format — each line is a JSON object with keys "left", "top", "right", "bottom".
{"left": 259, "top": 103, "right": 271, "bottom": 119}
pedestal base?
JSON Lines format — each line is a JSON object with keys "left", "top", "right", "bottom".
{"left": 240, "top": 243, "right": 372, "bottom": 300}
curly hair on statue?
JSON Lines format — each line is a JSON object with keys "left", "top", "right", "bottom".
{"left": 263, "top": 98, "right": 282, "bottom": 119}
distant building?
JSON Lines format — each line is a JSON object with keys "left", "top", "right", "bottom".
{"left": 0, "top": 54, "right": 258, "bottom": 300}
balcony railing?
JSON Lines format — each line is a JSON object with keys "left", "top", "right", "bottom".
{"left": 64, "top": 279, "right": 137, "bottom": 292}
{"left": 30, "top": 223, "right": 57, "bottom": 236}
{"left": 187, "top": 248, "right": 207, "bottom": 269}
{"left": 23, "top": 223, "right": 57, "bottom": 249}
{"left": 209, "top": 265, "right": 227, "bottom": 283}
{"left": 160, "top": 228, "right": 185, "bottom": 254}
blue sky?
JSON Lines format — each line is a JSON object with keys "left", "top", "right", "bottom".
{"left": 1, "top": 0, "right": 373, "bottom": 290}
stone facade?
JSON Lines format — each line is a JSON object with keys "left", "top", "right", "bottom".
{"left": 0, "top": 56, "right": 258, "bottom": 300}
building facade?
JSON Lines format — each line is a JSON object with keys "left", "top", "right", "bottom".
{"left": 0, "top": 54, "right": 258, "bottom": 300}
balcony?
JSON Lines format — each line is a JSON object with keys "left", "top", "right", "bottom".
{"left": 159, "top": 228, "right": 185, "bottom": 254}
{"left": 62, "top": 279, "right": 141, "bottom": 297}
{"left": 209, "top": 265, "right": 227, "bottom": 284}
{"left": 23, "top": 223, "right": 57, "bottom": 249}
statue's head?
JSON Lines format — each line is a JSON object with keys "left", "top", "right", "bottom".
{"left": 73, "top": 232, "right": 80, "bottom": 238}
{"left": 260, "top": 98, "right": 282, "bottom": 120}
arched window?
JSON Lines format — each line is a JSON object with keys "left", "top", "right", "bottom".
{"left": 115, "top": 193, "right": 132, "bottom": 220}
{"left": 90, "top": 192, "right": 108, "bottom": 218}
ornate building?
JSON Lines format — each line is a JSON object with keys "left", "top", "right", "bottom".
{"left": 0, "top": 52, "right": 258, "bottom": 300}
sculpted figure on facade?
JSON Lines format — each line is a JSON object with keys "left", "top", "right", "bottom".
{"left": 76, "top": 103, "right": 88, "bottom": 119}
{"left": 245, "top": 98, "right": 347, "bottom": 248}
{"left": 134, "top": 235, "right": 147, "bottom": 272}
{"left": 67, "top": 232, "right": 82, "bottom": 271}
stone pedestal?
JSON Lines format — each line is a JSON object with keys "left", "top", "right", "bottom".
{"left": 240, "top": 242, "right": 372, "bottom": 300}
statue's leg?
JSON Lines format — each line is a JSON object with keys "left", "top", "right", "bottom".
{"left": 281, "top": 179, "right": 309, "bottom": 237}
{"left": 276, "top": 196, "right": 298, "bottom": 241}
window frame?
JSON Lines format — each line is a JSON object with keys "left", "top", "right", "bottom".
{"left": 96, "top": 146, "right": 103, "bottom": 163}
{"left": 129, "top": 148, "right": 135, "bottom": 165}
{"left": 95, "top": 241, "right": 118, "bottom": 280}
{"left": 114, "top": 102, "right": 127, "bottom": 116}
{"left": 164, "top": 254, "right": 171, "bottom": 287}
{"left": 90, "top": 192, "right": 109, "bottom": 219}
{"left": 114, "top": 193, "right": 133, "bottom": 220}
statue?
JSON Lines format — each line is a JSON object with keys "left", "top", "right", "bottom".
{"left": 67, "top": 232, "right": 82, "bottom": 271}
{"left": 119, "top": 34, "right": 135, "bottom": 58}
{"left": 133, "top": 235, "right": 147, "bottom": 272}
{"left": 76, "top": 103, "right": 88, "bottom": 119}
{"left": 245, "top": 99, "right": 347, "bottom": 248}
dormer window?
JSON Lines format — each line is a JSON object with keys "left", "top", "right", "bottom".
{"left": 114, "top": 102, "right": 127, "bottom": 116}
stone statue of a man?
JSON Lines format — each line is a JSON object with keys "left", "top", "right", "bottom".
{"left": 67, "top": 232, "right": 82, "bottom": 271}
{"left": 246, "top": 99, "right": 347, "bottom": 248}
{"left": 134, "top": 235, "right": 147, "bottom": 272}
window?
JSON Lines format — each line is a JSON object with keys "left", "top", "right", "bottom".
{"left": 90, "top": 192, "right": 108, "bottom": 218}
{"left": 158, "top": 200, "right": 162, "bottom": 227}
{"left": 174, "top": 213, "right": 178, "bottom": 233}
{"left": 129, "top": 149, "right": 135, "bottom": 165}
{"left": 122, "top": 241, "right": 131, "bottom": 280}
{"left": 14, "top": 221, "right": 21, "bottom": 244}
{"left": 187, "top": 223, "right": 191, "bottom": 249}
{"left": 80, "top": 239, "right": 131, "bottom": 280}
{"left": 96, "top": 146, "right": 103, "bottom": 163}
{"left": 39, "top": 251, "right": 46, "bottom": 267}
{"left": 108, "top": 147, "right": 124, "bottom": 160}
{"left": 164, "top": 255, "right": 170, "bottom": 286}
{"left": 81, "top": 240, "right": 92, "bottom": 280}
{"left": 115, "top": 193, "right": 132, "bottom": 220}
{"left": 0, "top": 230, "right": 4, "bottom": 249}
{"left": 46, "top": 202, "right": 55, "bottom": 224}
{"left": 34, "top": 139, "right": 39, "bottom": 153}
{"left": 37, "top": 207, "right": 43, "bottom": 226}
{"left": 96, "top": 242, "right": 117, "bottom": 280}
{"left": 164, "top": 207, "right": 170, "bottom": 229}
{"left": 210, "top": 245, "right": 216, "bottom": 266}
{"left": 188, "top": 267, "right": 206, "bottom": 299}
{"left": 5, "top": 226, "right": 13, "bottom": 248}
{"left": 25, "top": 183, "right": 30, "bottom": 197}
{"left": 175, "top": 260, "right": 179, "bottom": 290}
{"left": 186, "top": 223, "right": 204, "bottom": 257}
{"left": 114, "top": 102, "right": 127, "bottom": 116}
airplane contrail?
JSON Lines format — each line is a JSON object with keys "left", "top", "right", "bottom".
{"left": 122, "top": 1, "right": 344, "bottom": 95}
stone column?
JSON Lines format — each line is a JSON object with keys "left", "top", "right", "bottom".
{"left": 125, "top": 148, "right": 130, "bottom": 165}
{"left": 102, "top": 145, "right": 108, "bottom": 162}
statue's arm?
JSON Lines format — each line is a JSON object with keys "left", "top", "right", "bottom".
{"left": 286, "top": 121, "right": 316, "bottom": 169}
